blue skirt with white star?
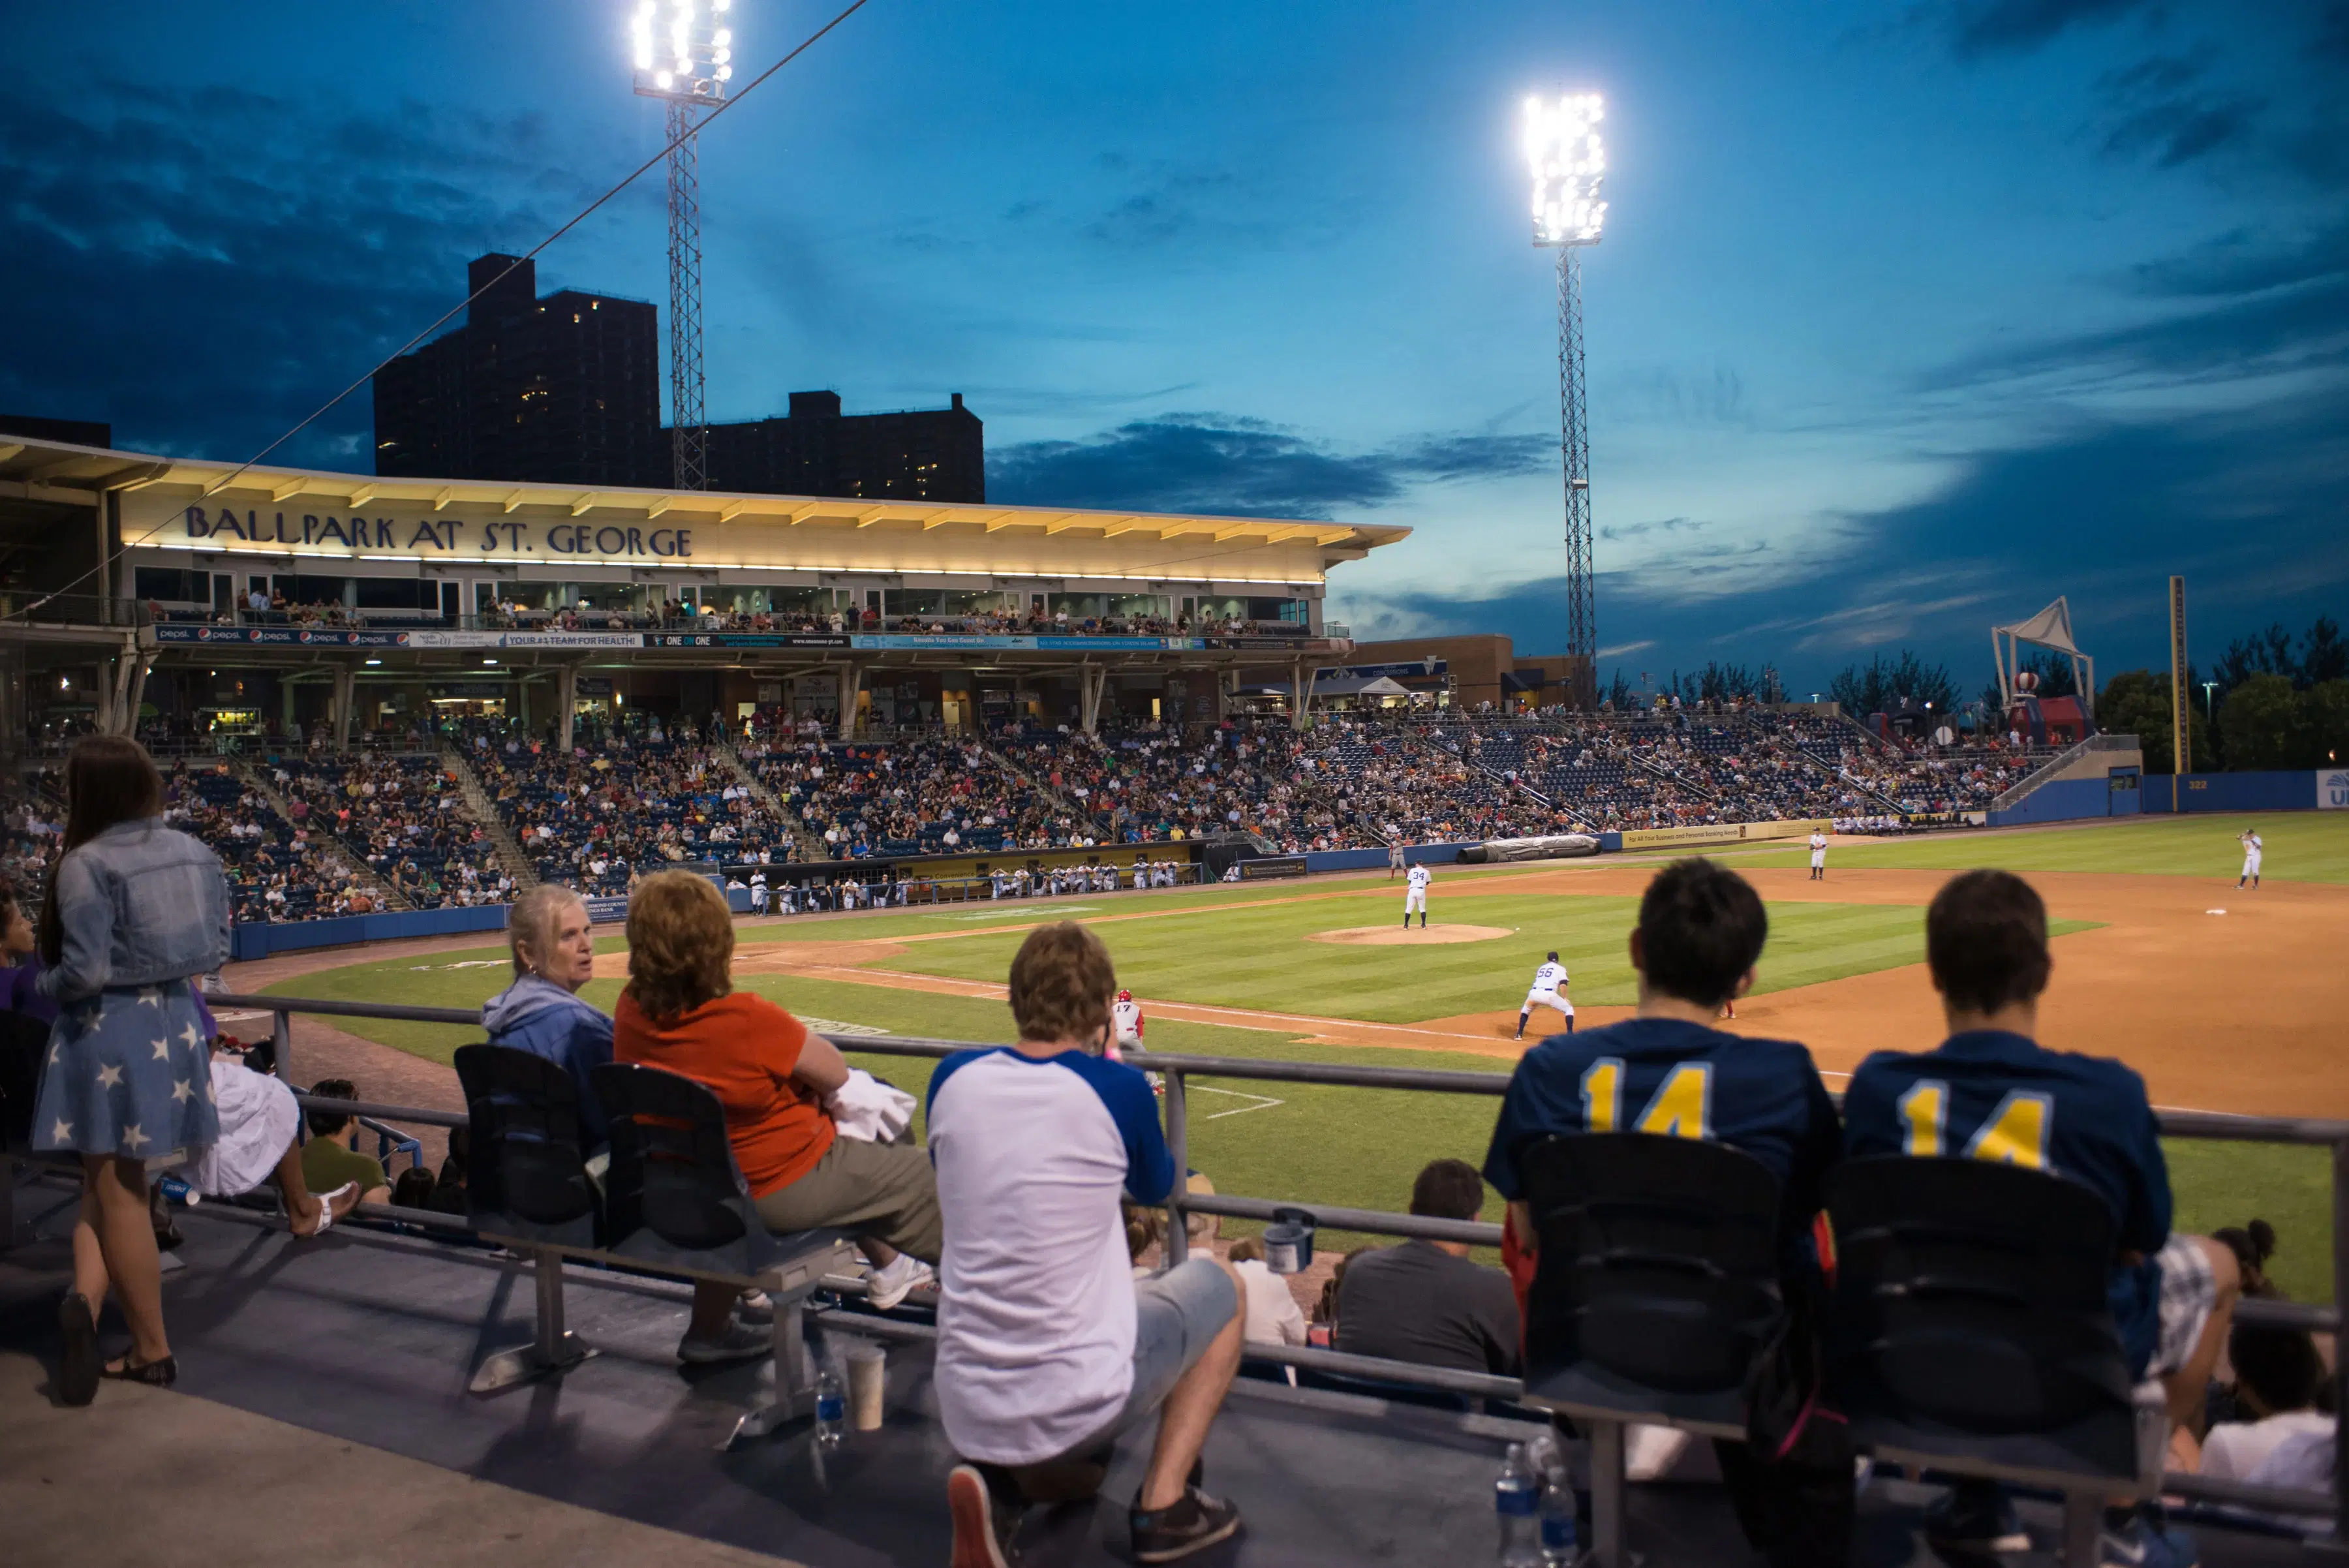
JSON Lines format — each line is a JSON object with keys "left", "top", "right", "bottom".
{"left": 32, "top": 981, "right": 221, "bottom": 1161}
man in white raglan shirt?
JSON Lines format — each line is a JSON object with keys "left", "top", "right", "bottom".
{"left": 1403, "top": 861, "right": 1431, "bottom": 929}
{"left": 1808, "top": 827, "right": 1828, "bottom": 882}
{"left": 929, "top": 922, "right": 1243, "bottom": 1565}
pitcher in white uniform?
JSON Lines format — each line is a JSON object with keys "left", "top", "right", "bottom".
{"left": 1516, "top": 951, "right": 1574, "bottom": 1040}
{"left": 2238, "top": 829, "right": 2264, "bottom": 890}
{"left": 1402, "top": 863, "right": 1430, "bottom": 929}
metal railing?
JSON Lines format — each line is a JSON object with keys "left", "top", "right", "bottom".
{"left": 67, "top": 992, "right": 2349, "bottom": 1534}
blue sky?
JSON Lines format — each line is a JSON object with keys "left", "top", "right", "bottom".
{"left": 2, "top": 0, "right": 2343, "bottom": 692}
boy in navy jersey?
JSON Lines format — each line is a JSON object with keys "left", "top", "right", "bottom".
{"left": 1484, "top": 857, "right": 1841, "bottom": 1264}
{"left": 1842, "top": 870, "right": 2239, "bottom": 1567}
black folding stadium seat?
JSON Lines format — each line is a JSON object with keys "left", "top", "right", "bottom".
{"left": 452, "top": 1043, "right": 604, "bottom": 1391}
{"left": 1516, "top": 1133, "right": 1785, "bottom": 1568}
{"left": 1822, "top": 1158, "right": 2166, "bottom": 1567}
{"left": 592, "top": 1062, "right": 859, "bottom": 1447}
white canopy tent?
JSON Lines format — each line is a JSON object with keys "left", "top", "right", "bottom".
{"left": 1992, "top": 596, "right": 2095, "bottom": 721}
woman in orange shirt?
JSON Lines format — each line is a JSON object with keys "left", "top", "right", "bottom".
{"left": 615, "top": 871, "right": 941, "bottom": 1363}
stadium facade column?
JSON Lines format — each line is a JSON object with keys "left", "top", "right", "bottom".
{"left": 331, "top": 662, "right": 354, "bottom": 753}
{"left": 1289, "top": 658, "right": 1307, "bottom": 731}
{"left": 558, "top": 662, "right": 579, "bottom": 752}
{"left": 1079, "top": 664, "right": 1105, "bottom": 735}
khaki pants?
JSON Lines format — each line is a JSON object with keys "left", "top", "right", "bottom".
{"left": 752, "top": 1135, "right": 942, "bottom": 1263}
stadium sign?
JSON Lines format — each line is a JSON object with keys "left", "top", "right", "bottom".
{"left": 583, "top": 895, "right": 631, "bottom": 924}
{"left": 173, "top": 505, "right": 698, "bottom": 561}
{"left": 1617, "top": 819, "right": 1830, "bottom": 851}
{"left": 2322, "top": 770, "right": 2349, "bottom": 810}
{"left": 153, "top": 625, "right": 412, "bottom": 647}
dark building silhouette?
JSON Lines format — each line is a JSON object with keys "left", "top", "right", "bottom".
{"left": 700, "top": 391, "right": 985, "bottom": 503}
{"left": 0, "top": 414, "right": 112, "bottom": 448}
{"left": 372, "top": 254, "right": 662, "bottom": 487}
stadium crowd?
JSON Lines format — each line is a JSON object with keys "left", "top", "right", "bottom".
{"left": 273, "top": 755, "right": 509, "bottom": 910}
{"left": 7, "top": 731, "right": 2322, "bottom": 1568}
{"left": 157, "top": 762, "right": 375, "bottom": 922}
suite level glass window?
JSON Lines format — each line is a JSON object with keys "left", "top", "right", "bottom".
{"left": 350, "top": 579, "right": 440, "bottom": 612}
{"left": 272, "top": 574, "right": 354, "bottom": 607}
{"left": 134, "top": 567, "right": 209, "bottom": 604}
{"left": 1049, "top": 593, "right": 1108, "bottom": 620}
{"left": 568, "top": 582, "right": 662, "bottom": 613}
{"left": 1190, "top": 596, "right": 1310, "bottom": 624}
{"left": 886, "top": 589, "right": 1020, "bottom": 617}
{"left": 1107, "top": 594, "right": 1171, "bottom": 621}
{"left": 713, "top": 585, "right": 848, "bottom": 615}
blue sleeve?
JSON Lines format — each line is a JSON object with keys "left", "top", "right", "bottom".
{"left": 570, "top": 1011, "right": 615, "bottom": 1145}
{"left": 39, "top": 849, "right": 112, "bottom": 1000}
{"left": 1785, "top": 1053, "right": 1843, "bottom": 1222}
{"left": 2117, "top": 1069, "right": 2171, "bottom": 1256}
{"left": 1059, "top": 1053, "right": 1174, "bottom": 1203}
{"left": 1482, "top": 1053, "right": 1576, "bottom": 1201}
{"left": 1839, "top": 1056, "right": 1905, "bottom": 1158}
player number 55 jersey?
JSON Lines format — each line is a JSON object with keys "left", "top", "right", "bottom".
{"left": 1530, "top": 961, "right": 1567, "bottom": 993}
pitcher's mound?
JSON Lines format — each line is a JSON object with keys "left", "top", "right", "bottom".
{"left": 1308, "top": 923, "right": 1512, "bottom": 946}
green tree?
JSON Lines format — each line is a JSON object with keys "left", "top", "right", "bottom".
{"left": 2095, "top": 669, "right": 2212, "bottom": 774}
{"left": 1830, "top": 651, "right": 1957, "bottom": 716}
{"left": 2304, "top": 679, "right": 2349, "bottom": 767}
{"left": 2217, "top": 673, "right": 2309, "bottom": 771}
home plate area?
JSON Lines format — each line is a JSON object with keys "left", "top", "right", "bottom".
{"left": 1304, "top": 923, "right": 1512, "bottom": 946}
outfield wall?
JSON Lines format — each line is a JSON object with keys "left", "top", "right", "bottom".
{"left": 1301, "top": 844, "right": 1473, "bottom": 873}
{"left": 2142, "top": 769, "right": 2349, "bottom": 814}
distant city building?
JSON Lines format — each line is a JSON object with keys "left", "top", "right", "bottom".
{"left": 0, "top": 413, "right": 111, "bottom": 448}
{"left": 699, "top": 390, "right": 985, "bottom": 504}
{"left": 372, "top": 254, "right": 663, "bottom": 488}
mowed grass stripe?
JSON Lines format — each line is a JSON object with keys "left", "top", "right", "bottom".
{"left": 867, "top": 893, "right": 2089, "bottom": 1023}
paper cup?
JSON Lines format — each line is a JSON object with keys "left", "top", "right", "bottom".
{"left": 844, "top": 1342, "right": 886, "bottom": 1432}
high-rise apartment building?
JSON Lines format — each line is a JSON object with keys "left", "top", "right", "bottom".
{"left": 372, "top": 255, "right": 663, "bottom": 487}
{"left": 700, "top": 390, "right": 985, "bottom": 503}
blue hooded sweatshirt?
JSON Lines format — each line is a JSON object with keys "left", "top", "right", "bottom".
{"left": 480, "top": 974, "right": 615, "bottom": 1147}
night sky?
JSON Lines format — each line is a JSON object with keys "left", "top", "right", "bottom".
{"left": 3, "top": 0, "right": 2342, "bottom": 691}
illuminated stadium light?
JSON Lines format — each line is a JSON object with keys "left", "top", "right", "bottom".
{"left": 631, "top": 0, "right": 731, "bottom": 104}
{"left": 1525, "top": 93, "right": 1607, "bottom": 247}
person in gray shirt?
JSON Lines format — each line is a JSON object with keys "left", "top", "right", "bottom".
{"left": 1334, "top": 1160, "right": 1521, "bottom": 1377}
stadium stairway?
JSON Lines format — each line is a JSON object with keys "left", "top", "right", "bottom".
{"left": 232, "top": 759, "right": 412, "bottom": 912}
{"left": 0, "top": 1188, "right": 2325, "bottom": 1567}
{"left": 444, "top": 750, "right": 539, "bottom": 890}
{"left": 708, "top": 741, "right": 803, "bottom": 862}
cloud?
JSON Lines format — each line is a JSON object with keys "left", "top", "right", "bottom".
{"left": 2093, "top": 54, "right": 2264, "bottom": 168}
{"left": 987, "top": 416, "right": 1552, "bottom": 518}
{"left": 0, "top": 79, "right": 637, "bottom": 465}
{"left": 1599, "top": 516, "right": 1711, "bottom": 543}
{"left": 1942, "top": 0, "right": 2157, "bottom": 58}
{"left": 1334, "top": 384, "right": 2349, "bottom": 688}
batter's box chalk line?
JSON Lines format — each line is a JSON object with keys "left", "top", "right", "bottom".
{"left": 1191, "top": 1084, "right": 1285, "bottom": 1120}
{"left": 2205, "top": 908, "right": 2228, "bottom": 915}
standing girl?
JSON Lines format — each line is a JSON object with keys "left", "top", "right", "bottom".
{"left": 33, "top": 736, "right": 231, "bottom": 1403}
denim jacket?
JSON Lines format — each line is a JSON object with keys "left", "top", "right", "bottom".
{"left": 39, "top": 817, "right": 233, "bottom": 1000}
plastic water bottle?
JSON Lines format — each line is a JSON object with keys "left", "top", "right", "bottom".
{"left": 813, "top": 1364, "right": 845, "bottom": 1449}
{"left": 1539, "top": 1472, "right": 1578, "bottom": 1565}
{"left": 1496, "top": 1441, "right": 1541, "bottom": 1567}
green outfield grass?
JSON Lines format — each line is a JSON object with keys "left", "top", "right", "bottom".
{"left": 1738, "top": 810, "right": 2349, "bottom": 882}
{"left": 864, "top": 893, "right": 2091, "bottom": 1023}
{"left": 270, "top": 949, "right": 2329, "bottom": 1300}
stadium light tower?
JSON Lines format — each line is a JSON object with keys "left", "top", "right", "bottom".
{"left": 1524, "top": 93, "right": 1607, "bottom": 707}
{"left": 632, "top": 0, "right": 736, "bottom": 491}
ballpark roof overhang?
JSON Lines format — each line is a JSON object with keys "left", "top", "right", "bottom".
{"left": 0, "top": 435, "right": 1407, "bottom": 580}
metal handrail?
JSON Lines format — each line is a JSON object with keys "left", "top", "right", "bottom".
{"left": 199, "top": 989, "right": 2349, "bottom": 1533}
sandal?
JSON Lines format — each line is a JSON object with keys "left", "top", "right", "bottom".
{"left": 294, "top": 1182, "right": 360, "bottom": 1238}
{"left": 57, "top": 1293, "right": 100, "bottom": 1407}
{"left": 100, "top": 1354, "right": 178, "bottom": 1387}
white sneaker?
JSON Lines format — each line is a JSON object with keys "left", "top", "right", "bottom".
{"left": 866, "top": 1253, "right": 935, "bottom": 1311}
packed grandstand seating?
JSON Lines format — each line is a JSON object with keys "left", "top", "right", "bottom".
{"left": 155, "top": 761, "right": 375, "bottom": 923}
{"left": 271, "top": 754, "right": 510, "bottom": 910}
{"left": 3, "top": 699, "right": 2067, "bottom": 919}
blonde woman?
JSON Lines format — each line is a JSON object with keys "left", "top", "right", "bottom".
{"left": 481, "top": 884, "right": 613, "bottom": 1144}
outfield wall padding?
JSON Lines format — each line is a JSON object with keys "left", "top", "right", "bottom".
{"left": 1300, "top": 843, "right": 1475, "bottom": 874}
{"left": 2137, "top": 769, "right": 2348, "bottom": 814}
{"left": 230, "top": 902, "right": 514, "bottom": 961}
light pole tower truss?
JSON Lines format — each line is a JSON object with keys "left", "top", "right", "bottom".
{"left": 1524, "top": 93, "right": 1608, "bottom": 708}
{"left": 632, "top": 0, "right": 737, "bottom": 491}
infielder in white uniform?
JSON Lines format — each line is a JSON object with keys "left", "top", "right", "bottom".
{"left": 1807, "top": 829, "right": 1828, "bottom": 882}
{"left": 1516, "top": 951, "right": 1574, "bottom": 1039}
{"left": 1388, "top": 842, "right": 1405, "bottom": 880}
{"left": 2238, "top": 828, "right": 2264, "bottom": 890}
{"left": 1403, "top": 862, "right": 1430, "bottom": 929}
{"left": 1105, "top": 987, "right": 1163, "bottom": 1094}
